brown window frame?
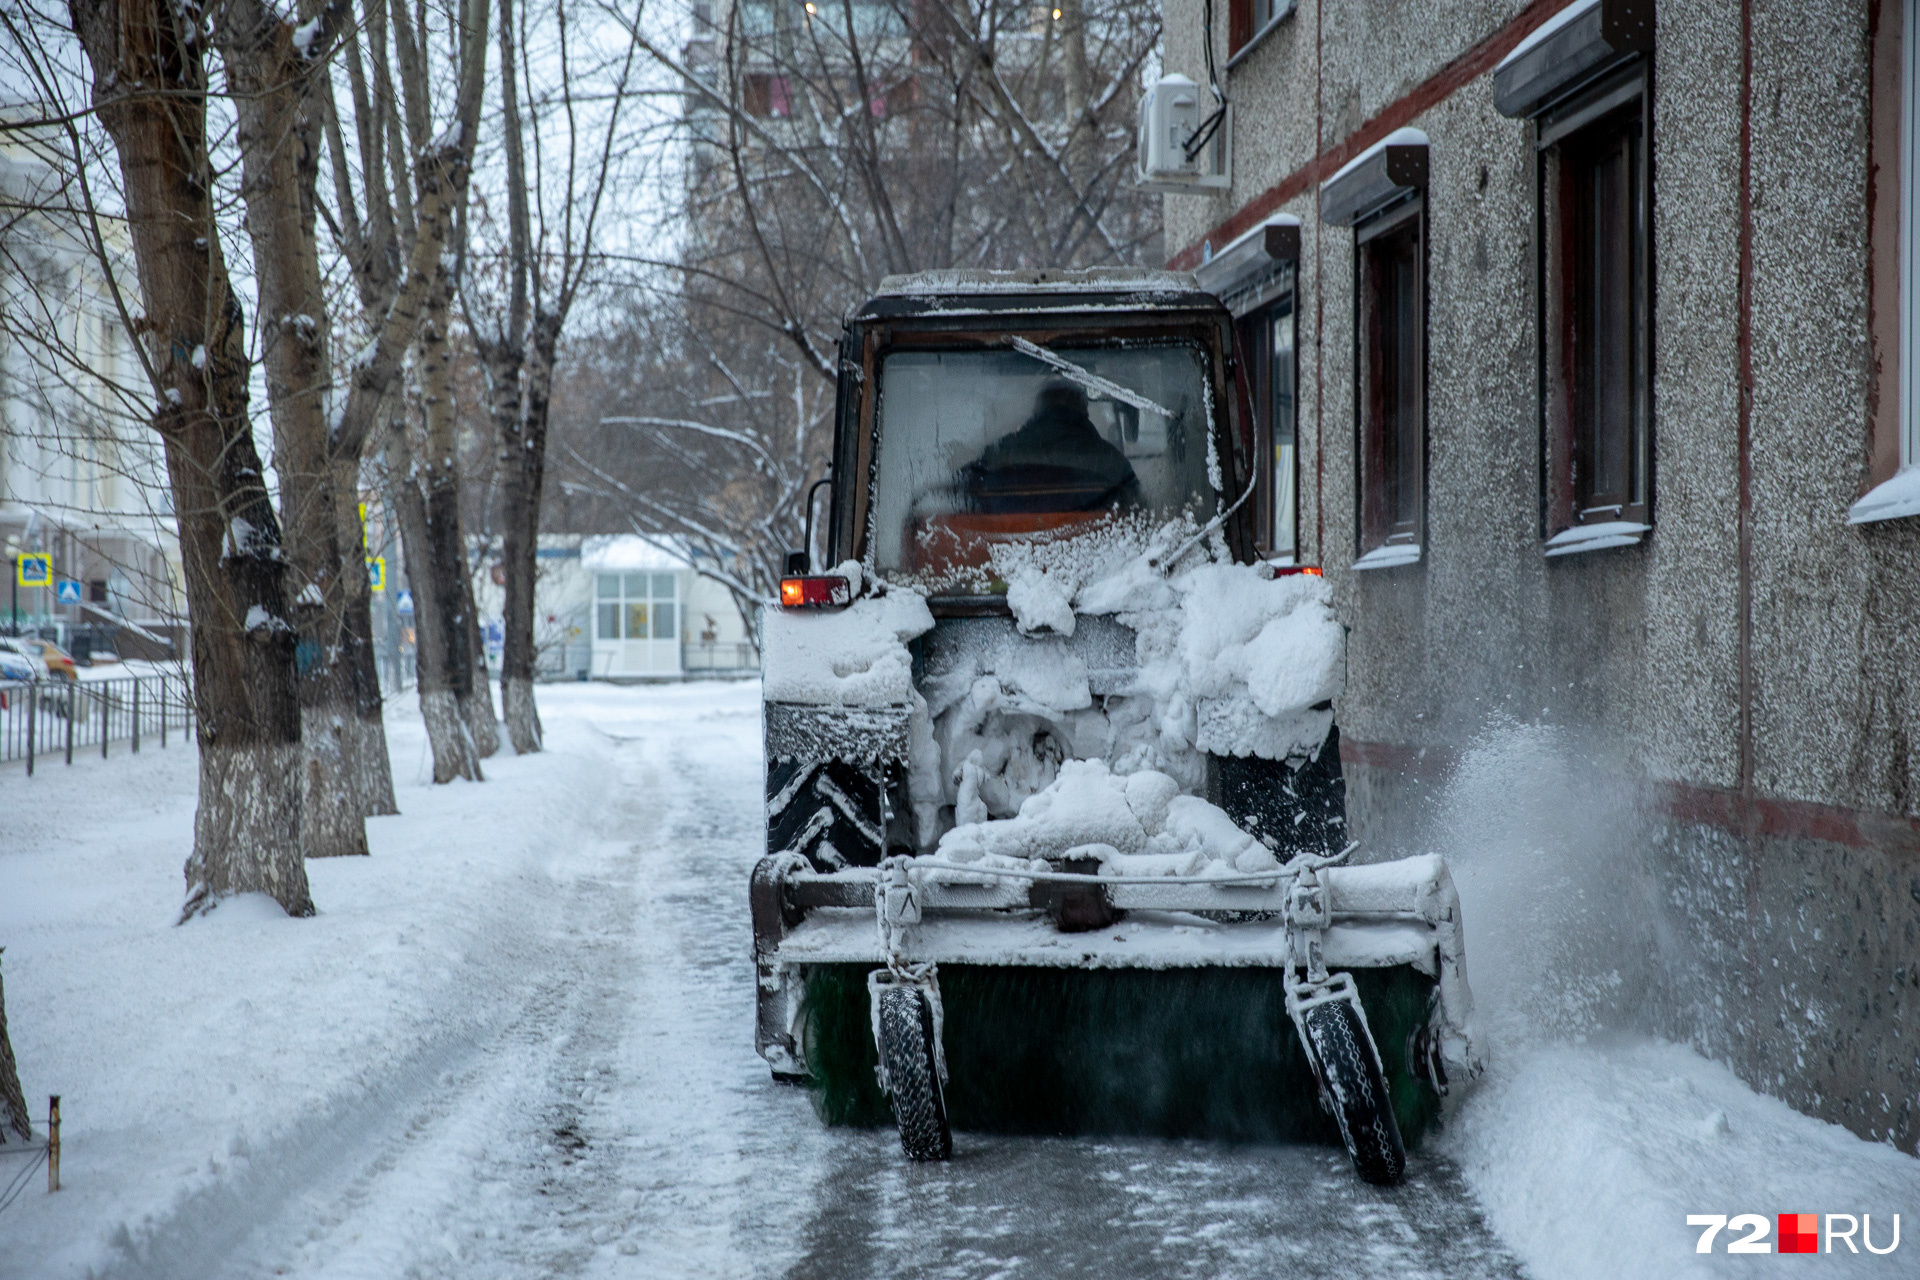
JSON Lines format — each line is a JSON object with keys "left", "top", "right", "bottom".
{"left": 1353, "top": 196, "right": 1427, "bottom": 560}
{"left": 1227, "top": 0, "right": 1293, "bottom": 63}
{"left": 1538, "top": 66, "right": 1653, "bottom": 539}
{"left": 1235, "top": 275, "right": 1301, "bottom": 561}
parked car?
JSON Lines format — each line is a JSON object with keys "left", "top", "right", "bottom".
{"left": 0, "top": 637, "right": 48, "bottom": 681}
{"left": 0, "top": 645, "right": 36, "bottom": 682}
{"left": 5, "top": 637, "right": 78, "bottom": 679}
{"left": 18, "top": 637, "right": 77, "bottom": 682}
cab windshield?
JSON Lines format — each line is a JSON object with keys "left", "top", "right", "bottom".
{"left": 869, "top": 341, "right": 1216, "bottom": 593}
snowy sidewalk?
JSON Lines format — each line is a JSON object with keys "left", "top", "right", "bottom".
{"left": 0, "top": 689, "right": 1914, "bottom": 1279}
{"left": 0, "top": 685, "right": 647, "bottom": 1277}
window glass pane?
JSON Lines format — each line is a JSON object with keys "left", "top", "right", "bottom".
{"left": 597, "top": 603, "right": 620, "bottom": 639}
{"left": 596, "top": 574, "right": 620, "bottom": 600}
{"left": 652, "top": 573, "right": 676, "bottom": 600}
{"left": 870, "top": 343, "right": 1216, "bottom": 594}
{"left": 1560, "top": 104, "right": 1647, "bottom": 523}
{"left": 1359, "top": 213, "right": 1424, "bottom": 550}
{"left": 653, "top": 602, "right": 676, "bottom": 639}
{"left": 1270, "top": 299, "right": 1297, "bottom": 558}
{"left": 623, "top": 573, "right": 648, "bottom": 598}
{"left": 626, "top": 602, "right": 649, "bottom": 637}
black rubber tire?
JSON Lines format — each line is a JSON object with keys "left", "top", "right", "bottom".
{"left": 1303, "top": 997, "right": 1406, "bottom": 1185}
{"left": 876, "top": 985, "right": 952, "bottom": 1161}
{"left": 765, "top": 757, "right": 885, "bottom": 869}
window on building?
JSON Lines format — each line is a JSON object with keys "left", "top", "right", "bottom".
{"left": 1228, "top": 0, "right": 1295, "bottom": 62}
{"left": 1854, "top": 0, "right": 1920, "bottom": 522}
{"left": 1354, "top": 199, "right": 1425, "bottom": 561}
{"left": 1539, "top": 71, "right": 1651, "bottom": 540}
{"left": 595, "top": 573, "right": 678, "bottom": 640}
{"left": 742, "top": 74, "right": 791, "bottom": 118}
{"left": 1236, "top": 290, "right": 1298, "bottom": 561}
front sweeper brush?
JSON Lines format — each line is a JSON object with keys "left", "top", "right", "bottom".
{"left": 754, "top": 268, "right": 1480, "bottom": 1184}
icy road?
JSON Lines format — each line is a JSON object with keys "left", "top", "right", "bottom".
{"left": 7, "top": 682, "right": 1916, "bottom": 1280}
{"left": 0, "top": 682, "right": 1520, "bottom": 1279}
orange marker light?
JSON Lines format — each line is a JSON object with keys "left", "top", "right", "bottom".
{"left": 779, "top": 575, "right": 852, "bottom": 608}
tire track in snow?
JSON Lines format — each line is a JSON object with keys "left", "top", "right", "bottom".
{"left": 113, "top": 687, "right": 1527, "bottom": 1279}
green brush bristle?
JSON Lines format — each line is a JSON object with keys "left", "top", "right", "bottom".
{"left": 801, "top": 963, "right": 1442, "bottom": 1146}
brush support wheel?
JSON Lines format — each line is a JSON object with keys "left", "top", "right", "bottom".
{"left": 1303, "top": 997, "right": 1406, "bottom": 1185}
{"left": 876, "top": 985, "right": 952, "bottom": 1161}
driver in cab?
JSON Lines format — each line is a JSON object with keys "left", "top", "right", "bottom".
{"left": 961, "top": 380, "right": 1143, "bottom": 515}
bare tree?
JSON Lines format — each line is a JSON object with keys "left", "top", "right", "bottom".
{"left": 555, "top": 0, "right": 1161, "bottom": 606}
{"left": 557, "top": 293, "right": 823, "bottom": 627}
{"left": 463, "top": 0, "right": 640, "bottom": 752}
{"left": 319, "top": 0, "right": 494, "bottom": 782}
{"left": 460, "top": 0, "right": 641, "bottom": 752}
{"left": 0, "top": 950, "right": 30, "bottom": 1145}
{"left": 66, "top": 0, "right": 313, "bottom": 918}
{"left": 215, "top": 0, "right": 372, "bottom": 858}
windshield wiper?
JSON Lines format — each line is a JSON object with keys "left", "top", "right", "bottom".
{"left": 1007, "top": 337, "right": 1176, "bottom": 420}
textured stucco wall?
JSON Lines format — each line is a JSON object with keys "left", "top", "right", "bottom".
{"left": 1159, "top": 0, "right": 1920, "bottom": 1151}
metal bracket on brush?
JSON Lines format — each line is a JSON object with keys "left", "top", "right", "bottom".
{"left": 870, "top": 858, "right": 948, "bottom": 1088}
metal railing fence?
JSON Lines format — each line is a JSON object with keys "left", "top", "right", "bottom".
{"left": 0, "top": 673, "right": 195, "bottom": 773}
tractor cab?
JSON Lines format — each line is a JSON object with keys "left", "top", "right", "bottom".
{"left": 827, "top": 268, "right": 1265, "bottom": 604}
{"left": 767, "top": 268, "right": 1339, "bottom": 871}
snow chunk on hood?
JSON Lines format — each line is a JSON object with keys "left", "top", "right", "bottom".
{"left": 1004, "top": 563, "right": 1077, "bottom": 637}
{"left": 935, "top": 758, "right": 1273, "bottom": 873}
{"left": 1174, "top": 563, "right": 1342, "bottom": 711}
{"left": 760, "top": 583, "right": 933, "bottom": 706}
{"left": 938, "top": 759, "right": 1146, "bottom": 861}
{"left": 1151, "top": 561, "right": 1344, "bottom": 763}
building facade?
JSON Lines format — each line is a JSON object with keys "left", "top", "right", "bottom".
{"left": 0, "top": 146, "right": 183, "bottom": 654}
{"left": 471, "top": 534, "right": 759, "bottom": 681}
{"left": 1157, "top": 0, "right": 1920, "bottom": 1151}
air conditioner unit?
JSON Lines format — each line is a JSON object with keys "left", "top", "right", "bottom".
{"left": 1136, "top": 73, "right": 1230, "bottom": 192}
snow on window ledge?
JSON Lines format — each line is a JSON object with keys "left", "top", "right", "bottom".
{"left": 1496, "top": 0, "right": 1600, "bottom": 71}
{"left": 1846, "top": 466, "right": 1920, "bottom": 525}
{"left": 1351, "top": 543, "right": 1422, "bottom": 571}
{"left": 1543, "top": 520, "right": 1650, "bottom": 557}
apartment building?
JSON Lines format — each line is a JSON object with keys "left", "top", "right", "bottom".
{"left": 1155, "top": 0, "right": 1920, "bottom": 1151}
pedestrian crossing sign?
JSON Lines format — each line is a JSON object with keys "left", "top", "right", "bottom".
{"left": 16, "top": 553, "right": 51, "bottom": 587}
{"left": 55, "top": 579, "right": 82, "bottom": 604}
{"left": 367, "top": 556, "right": 386, "bottom": 591}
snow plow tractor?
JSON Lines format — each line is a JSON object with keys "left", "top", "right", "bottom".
{"left": 752, "top": 269, "right": 1478, "bottom": 1184}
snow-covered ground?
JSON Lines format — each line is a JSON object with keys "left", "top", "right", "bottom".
{"left": 1433, "top": 725, "right": 1920, "bottom": 1279}
{"left": 0, "top": 686, "right": 1913, "bottom": 1278}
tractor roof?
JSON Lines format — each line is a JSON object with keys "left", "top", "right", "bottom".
{"left": 854, "top": 268, "right": 1221, "bottom": 321}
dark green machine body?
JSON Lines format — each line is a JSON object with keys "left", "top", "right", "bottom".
{"left": 800, "top": 962, "right": 1441, "bottom": 1147}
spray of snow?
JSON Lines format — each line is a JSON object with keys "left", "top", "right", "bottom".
{"left": 1428, "top": 722, "right": 1920, "bottom": 1280}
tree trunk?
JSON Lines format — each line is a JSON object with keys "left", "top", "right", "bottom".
{"left": 464, "top": 597, "right": 500, "bottom": 754}
{"left": 485, "top": 0, "right": 542, "bottom": 753}
{"left": 495, "top": 315, "right": 557, "bottom": 754}
{"left": 0, "top": 950, "right": 31, "bottom": 1145}
{"left": 70, "top": 0, "right": 312, "bottom": 920}
{"left": 334, "top": 452, "right": 398, "bottom": 814}
{"left": 388, "top": 406, "right": 482, "bottom": 783}
{"left": 418, "top": 279, "right": 498, "bottom": 760}
{"left": 219, "top": 0, "right": 368, "bottom": 859}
